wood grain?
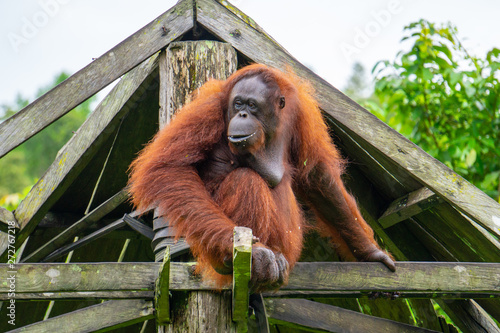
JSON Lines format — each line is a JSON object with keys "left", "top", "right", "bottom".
{"left": 11, "top": 54, "right": 159, "bottom": 254}
{"left": 0, "top": 0, "right": 192, "bottom": 159}
{"left": 379, "top": 187, "right": 443, "bottom": 228}
{"left": 7, "top": 299, "right": 154, "bottom": 333}
{"left": 265, "top": 298, "right": 439, "bottom": 333}
{"left": 196, "top": 0, "right": 500, "bottom": 238}
{"left": 2, "top": 262, "right": 498, "bottom": 300}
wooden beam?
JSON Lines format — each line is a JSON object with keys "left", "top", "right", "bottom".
{"left": 9, "top": 55, "right": 159, "bottom": 257}
{"left": 40, "top": 218, "right": 126, "bottom": 262}
{"left": 0, "top": 0, "right": 192, "bottom": 159}
{"left": 155, "top": 247, "right": 171, "bottom": 324}
{"left": 21, "top": 190, "right": 129, "bottom": 263}
{"left": 232, "top": 227, "right": 252, "bottom": 331}
{"left": 2, "top": 262, "right": 499, "bottom": 301}
{"left": 195, "top": 0, "right": 500, "bottom": 238}
{"left": 438, "top": 299, "right": 500, "bottom": 333}
{"left": 284, "top": 262, "right": 500, "bottom": 294}
{"left": 0, "top": 207, "right": 19, "bottom": 232}
{"left": 379, "top": 187, "right": 443, "bottom": 228}
{"left": 123, "top": 213, "right": 154, "bottom": 240}
{"left": 156, "top": 39, "right": 239, "bottom": 333}
{"left": 7, "top": 299, "right": 154, "bottom": 333}
{"left": 265, "top": 299, "right": 439, "bottom": 333}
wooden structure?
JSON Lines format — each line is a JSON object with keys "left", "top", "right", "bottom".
{"left": 0, "top": 0, "right": 499, "bottom": 332}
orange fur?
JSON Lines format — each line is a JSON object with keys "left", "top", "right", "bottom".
{"left": 128, "top": 64, "right": 388, "bottom": 288}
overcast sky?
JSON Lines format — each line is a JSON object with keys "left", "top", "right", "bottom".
{"left": 1, "top": 0, "right": 499, "bottom": 108}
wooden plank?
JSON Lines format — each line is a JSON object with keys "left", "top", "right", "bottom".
{"left": 2, "top": 262, "right": 499, "bottom": 300}
{"left": 266, "top": 290, "right": 499, "bottom": 300}
{"left": 437, "top": 299, "right": 500, "bottom": 333}
{"left": 158, "top": 50, "right": 169, "bottom": 130}
{"left": 284, "top": 262, "right": 500, "bottom": 294}
{"left": 0, "top": 0, "right": 192, "bottom": 159}
{"left": 416, "top": 207, "right": 500, "bottom": 262}
{"left": 165, "top": 40, "right": 239, "bottom": 122}
{"left": 195, "top": 5, "right": 500, "bottom": 327}
{"left": 379, "top": 187, "right": 443, "bottom": 228}
{"left": 155, "top": 247, "right": 171, "bottom": 324}
{"left": 10, "top": 55, "right": 159, "bottom": 256}
{"left": 157, "top": 39, "right": 239, "bottom": 333}
{"left": 123, "top": 214, "right": 154, "bottom": 240}
{"left": 0, "top": 207, "right": 19, "bottom": 232}
{"left": 21, "top": 190, "right": 129, "bottom": 263}
{"left": 0, "top": 263, "right": 160, "bottom": 295}
{"left": 195, "top": 0, "right": 500, "bottom": 238}
{"left": 326, "top": 118, "right": 417, "bottom": 199}
{"left": 336, "top": 164, "right": 442, "bottom": 330}
{"left": 161, "top": 291, "right": 235, "bottom": 333}
{"left": 40, "top": 218, "right": 126, "bottom": 262}
{"left": 265, "top": 299, "right": 439, "bottom": 333}
{"left": 6, "top": 291, "right": 152, "bottom": 300}
{"left": 405, "top": 217, "right": 458, "bottom": 262}
{"left": 7, "top": 299, "right": 154, "bottom": 333}
{"left": 347, "top": 165, "right": 499, "bottom": 329}
{"left": 232, "top": 227, "right": 252, "bottom": 331}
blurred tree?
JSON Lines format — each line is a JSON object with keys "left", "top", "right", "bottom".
{"left": 343, "top": 61, "right": 370, "bottom": 101}
{"left": 0, "top": 72, "right": 94, "bottom": 204}
{"left": 366, "top": 19, "right": 500, "bottom": 201}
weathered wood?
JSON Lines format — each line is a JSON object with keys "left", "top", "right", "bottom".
{"left": 332, "top": 122, "right": 500, "bottom": 327}
{"left": 157, "top": 39, "right": 238, "bottom": 333}
{"left": 327, "top": 117, "right": 419, "bottom": 197}
{"left": 0, "top": 207, "right": 19, "bottom": 233}
{"left": 21, "top": 190, "right": 129, "bottom": 263}
{"left": 2, "top": 262, "right": 499, "bottom": 300}
{"left": 232, "top": 227, "right": 252, "bottom": 331}
{"left": 161, "top": 291, "right": 235, "bottom": 333}
{"left": 8, "top": 55, "right": 160, "bottom": 258}
{"left": 285, "top": 262, "right": 500, "bottom": 294}
{"left": 196, "top": 0, "right": 500, "bottom": 238}
{"left": 155, "top": 247, "right": 171, "bottom": 324}
{"left": 265, "top": 299, "right": 439, "bottom": 333}
{"left": 41, "top": 218, "right": 126, "bottom": 262}
{"left": 0, "top": 0, "right": 192, "bottom": 159}
{"left": 405, "top": 217, "right": 458, "bottom": 261}
{"left": 165, "top": 40, "right": 238, "bottom": 123}
{"left": 194, "top": 3, "right": 500, "bottom": 327}
{"left": 6, "top": 299, "right": 154, "bottom": 333}
{"left": 416, "top": 206, "right": 500, "bottom": 262}
{"left": 8, "top": 291, "right": 153, "bottom": 300}
{"left": 123, "top": 214, "right": 154, "bottom": 239}
{"left": 156, "top": 40, "right": 237, "bottom": 332}
{"left": 407, "top": 215, "right": 500, "bottom": 325}
{"left": 159, "top": 50, "right": 169, "bottom": 130}
{"left": 332, "top": 164, "right": 443, "bottom": 329}
{"left": 379, "top": 187, "right": 443, "bottom": 228}
{"left": 266, "top": 290, "right": 498, "bottom": 300}
{"left": 437, "top": 299, "right": 500, "bottom": 333}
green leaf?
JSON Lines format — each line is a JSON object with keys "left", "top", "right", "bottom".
{"left": 465, "top": 85, "right": 476, "bottom": 98}
{"left": 435, "top": 44, "right": 453, "bottom": 61}
{"left": 422, "top": 68, "right": 434, "bottom": 81}
{"left": 435, "top": 56, "right": 451, "bottom": 69}
{"left": 465, "top": 149, "right": 477, "bottom": 167}
{"left": 447, "top": 70, "right": 461, "bottom": 86}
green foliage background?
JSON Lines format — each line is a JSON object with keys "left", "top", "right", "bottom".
{"left": 356, "top": 19, "right": 499, "bottom": 201}
{"left": 0, "top": 73, "right": 94, "bottom": 209}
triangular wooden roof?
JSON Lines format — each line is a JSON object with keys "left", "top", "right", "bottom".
{"left": 0, "top": 0, "right": 499, "bottom": 331}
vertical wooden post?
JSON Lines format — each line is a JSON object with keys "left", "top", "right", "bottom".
{"left": 155, "top": 40, "right": 238, "bottom": 332}
{"left": 232, "top": 227, "right": 253, "bottom": 333}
